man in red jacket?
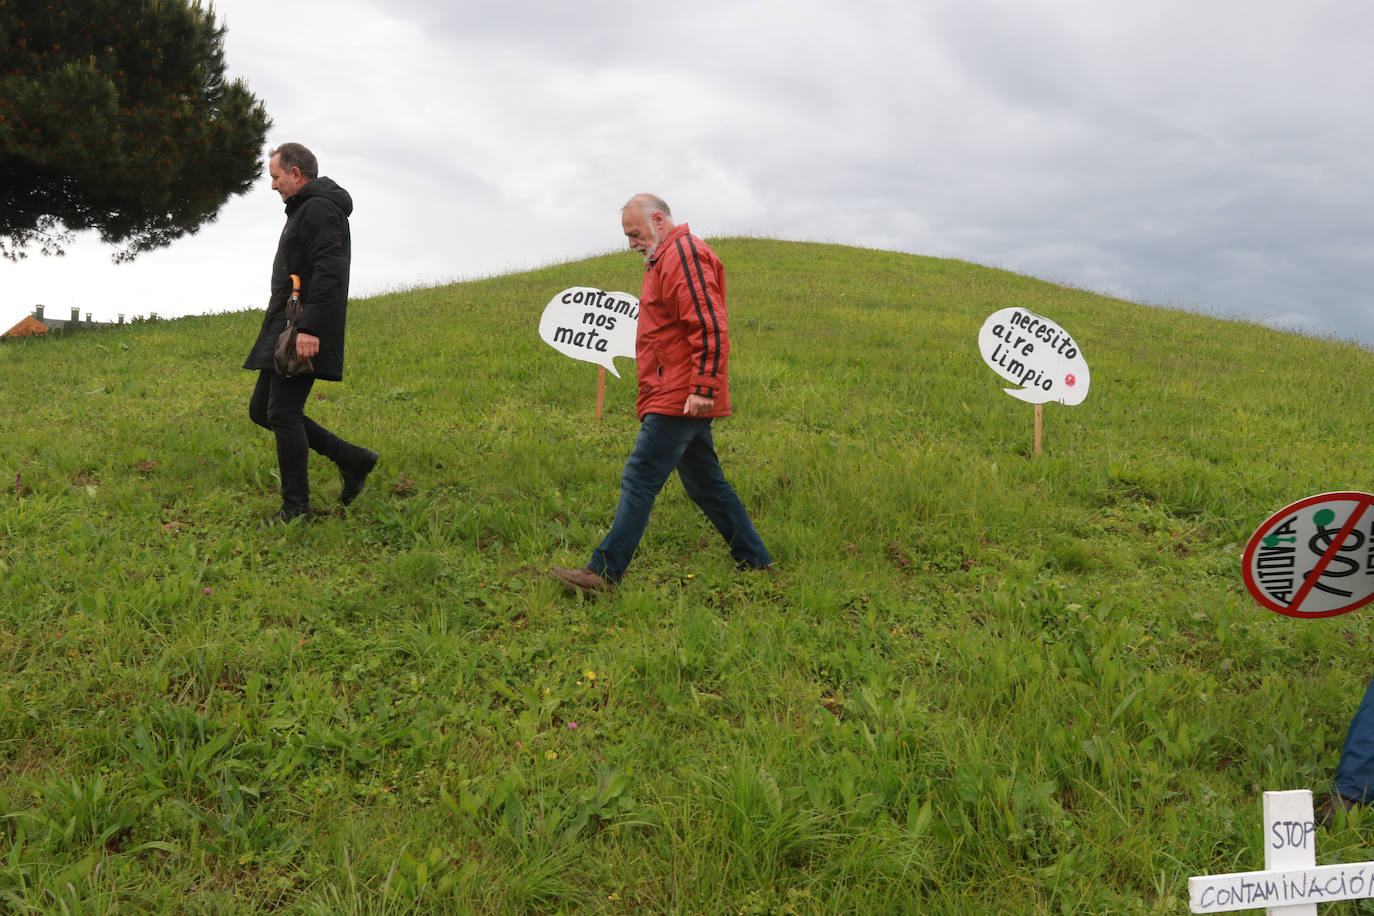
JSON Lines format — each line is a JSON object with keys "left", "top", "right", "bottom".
{"left": 551, "top": 194, "right": 772, "bottom": 593}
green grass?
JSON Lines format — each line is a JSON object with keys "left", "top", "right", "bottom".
{"left": 3, "top": 238, "right": 1374, "bottom": 913}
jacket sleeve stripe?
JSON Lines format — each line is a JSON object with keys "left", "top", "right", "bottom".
{"left": 675, "top": 236, "right": 723, "bottom": 380}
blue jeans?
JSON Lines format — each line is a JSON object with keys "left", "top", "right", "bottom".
{"left": 1335, "top": 675, "right": 1374, "bottom": 802}
{"left": 588, "top": 414, "right": 771, "bottom": 583}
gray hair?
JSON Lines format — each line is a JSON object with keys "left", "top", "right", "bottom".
{"left": 270, "top": 142, "right": 319, "bottom": 179}
{"left": 622, "top": 193, "right": 671, "bottom": 220}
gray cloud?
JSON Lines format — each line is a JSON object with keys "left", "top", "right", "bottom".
{"left": 3, "top": 0, "right": 1372, "bottom": 346}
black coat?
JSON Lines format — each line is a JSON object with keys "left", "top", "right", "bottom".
{"left": 243, "top": 177, "right": 354, "bottom": 381}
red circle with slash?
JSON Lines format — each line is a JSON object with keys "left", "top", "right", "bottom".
{"left": 1242, "top": 491, "right": 1374, "bottom": 619}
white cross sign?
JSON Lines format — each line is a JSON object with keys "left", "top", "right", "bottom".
{"left": 1189, "top": 790, "right": 1374, "bottom": 913}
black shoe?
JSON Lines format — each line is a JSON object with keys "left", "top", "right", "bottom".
{"left": 262, "top": 504, "right": 312, "bottom": 528}
{"left": 340, "top": 449, "right": 379, "bottom": 506}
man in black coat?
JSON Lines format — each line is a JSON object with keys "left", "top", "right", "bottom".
{"left": 243, "top": 142, "right": 377, "bottom": 524}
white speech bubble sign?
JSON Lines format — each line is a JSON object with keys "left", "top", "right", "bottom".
{"left": 539, "top": 287, "right": 639, "bottom": 377}
{"left": 977, "top": 307, "right": 1090, "bottom": 406}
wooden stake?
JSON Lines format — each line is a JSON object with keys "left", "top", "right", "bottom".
{"left": 596, "top": 366, "right": 606, "bottom": 421}
{"left": 1034, "top": 403, "right": 1043, "bottom": 456}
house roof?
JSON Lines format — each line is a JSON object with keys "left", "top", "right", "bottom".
{"left": 2, "top": 315, "right": 50, "bottom": 338}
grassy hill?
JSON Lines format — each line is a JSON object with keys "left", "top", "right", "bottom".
{"left": 3, "top": 239, "right": 1374, "bottom": 913}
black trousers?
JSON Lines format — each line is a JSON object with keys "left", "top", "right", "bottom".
{"left": 248, "top": 370, "right": 358, "bottom": 509}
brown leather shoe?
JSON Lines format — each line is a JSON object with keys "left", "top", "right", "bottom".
{"left": 1318, "top": 793, "right": 1362, "bottom": 828}
{"left": 550, "top": 566, "right": 614, "bottom": 595}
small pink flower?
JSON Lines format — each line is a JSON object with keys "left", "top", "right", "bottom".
{"left": 203, "top": 588, "right": 212, "bottom": 595}
{"left": 566, "top": 721, "right": 578, "bottom": 730}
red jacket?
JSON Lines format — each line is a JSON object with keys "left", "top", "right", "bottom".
{"left": 635, "top": 223, "right": 732, "bottom": 420}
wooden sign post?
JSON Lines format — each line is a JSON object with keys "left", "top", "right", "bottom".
{"left": 539, "top": 287, "right": 638, "bottom": 420}
{"left": 976, "top": 307, "right": 1089, "bottom": 456}
{"left": 596, "top": 366, "right": 606, "bottom": 420}
{"left": 1189, "top": 790, "right": 1374, "bottom": 913}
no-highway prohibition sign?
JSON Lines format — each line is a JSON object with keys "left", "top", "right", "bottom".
{"left": 1243, "top": 491, "right": 1374, "bottom": 619}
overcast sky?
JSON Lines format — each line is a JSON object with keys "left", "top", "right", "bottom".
{"left": 4, "top": 0, "right": 1372, "bottom": 346}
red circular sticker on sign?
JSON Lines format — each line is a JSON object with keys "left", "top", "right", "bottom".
{"left": 1242, "top": 491, "right": 1374, "bottom": 619}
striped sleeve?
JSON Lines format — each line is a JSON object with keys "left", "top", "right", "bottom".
{"left": 673, "top": 235, "right": 726, "bottom": 397}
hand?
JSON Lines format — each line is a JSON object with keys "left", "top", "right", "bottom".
{"left": 296, "top": 332, "right": 320, "bottom": 360}
{"left": 683, "top": 394, "right": 714, "bottom": 417}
